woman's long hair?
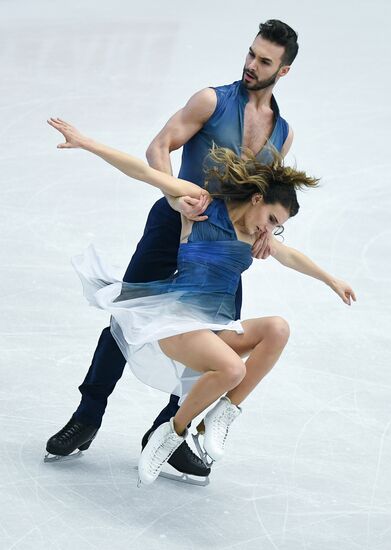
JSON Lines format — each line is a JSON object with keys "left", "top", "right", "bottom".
{"left": 204, "top": 145, "right": 319, "bottom": 218}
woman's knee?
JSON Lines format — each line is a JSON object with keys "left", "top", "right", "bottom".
{"left": 222, "top": 360, "right": 246, "bottom": 387}
{"left": 264, "top": 316, "right": 290, "bottom": 346}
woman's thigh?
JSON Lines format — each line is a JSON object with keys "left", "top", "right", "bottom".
{"left": 158, "top": 329, "right": 242, "bottom": 374}
{"left": 217, "top": 317, "right": 289, "bottom": 357}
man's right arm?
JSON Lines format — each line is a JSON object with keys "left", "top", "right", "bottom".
{"left": 146, "top": 88, "right": 216, "bottom": 219}
{"left": 146, "top": 87, "right": 217, "bottom": 173}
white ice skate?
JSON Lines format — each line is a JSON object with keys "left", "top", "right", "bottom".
{"left": 137, "top": 418, "right": 187, "bottom": 486}
{"left": 193, "top": 396, "right": 241, "bottom": 463}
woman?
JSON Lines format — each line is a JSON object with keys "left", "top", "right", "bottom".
{"left": 48, "top": 118, "right": 356, "bottom": 486}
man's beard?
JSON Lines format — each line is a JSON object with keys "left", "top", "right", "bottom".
{"left": 242, "top": 67, "right": 280, "bottom": 90}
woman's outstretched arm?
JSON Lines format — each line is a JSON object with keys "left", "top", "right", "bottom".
{"left": 47, "top": 118, "right": 206, "bottom": 200}
{"left": 271, "top": 238, "right": 357, "bottom": 306}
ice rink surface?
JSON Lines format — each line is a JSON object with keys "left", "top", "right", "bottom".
{"left": 1, "top": 0, "right": 390, "bottom": 548}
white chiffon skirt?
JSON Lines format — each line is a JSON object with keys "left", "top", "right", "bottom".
{"left": 73, "top": 246, "right": 244, "bottom": 402}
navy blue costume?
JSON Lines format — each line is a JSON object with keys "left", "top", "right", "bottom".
{"left": 74, "top": 81, "right": 289, "bottom": 429}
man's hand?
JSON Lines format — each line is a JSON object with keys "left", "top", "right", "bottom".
{"left": 176, "top": 191, "right": 212, "bottom": 221}
{"left": 252, "top": 231, "right": 275, "bottom": 260}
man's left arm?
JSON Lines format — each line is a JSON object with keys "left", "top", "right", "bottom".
{"left": 252, "top": 125, "right": 294, "bottom": 259}
{"left": 280, "top": 126, "right": 294, "bottom": 157}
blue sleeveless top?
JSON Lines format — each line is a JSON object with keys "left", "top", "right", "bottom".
{"left": 112, "top": 199, "right": 252, "bottom": 323}
{"left": 72, "top": 200, "right": 252, "bottom": 399}
{"left": 72, "top": 200, "right": 253, "bottom": 398}
{"left": 178, "top": 80, "right": 289, "bottom": 187}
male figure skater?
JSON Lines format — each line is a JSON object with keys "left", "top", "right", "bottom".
{"left": 46, "top": 19, "right": 299, "bottom": 484}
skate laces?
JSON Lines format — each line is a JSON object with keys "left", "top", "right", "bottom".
{"left": 213, "top": 406, "right": 239, "bottom": 446}
{"left": 182, "top": 442, "right": 205, "bottom": 466}
{"left": 57, "top": 423, "right": 83, "bottom": 442}
{"left": 147, "top": 433, "right": 181, "bottom": 476}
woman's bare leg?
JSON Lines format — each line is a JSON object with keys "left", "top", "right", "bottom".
{"left": 159, "top": 316, "right": 289, "bottom": 435}
{"left": 159, "top": 330, "right": 246, "bottom": 435}
{"left": 218, "top": 316, "right": 290, "bottom": 406}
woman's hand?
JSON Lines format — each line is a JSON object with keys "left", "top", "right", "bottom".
{"left": 47, "top": 117, "right": 89, "bottom": 149}
{"left": 177, "top": 191, "right": 211, "bottom": 221}
{"left": 329, "top": 278, "right": 357, "bottom": 306}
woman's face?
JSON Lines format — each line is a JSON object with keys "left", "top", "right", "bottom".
{"left": 244, "top": 194, "right": 290, "bottom": 236}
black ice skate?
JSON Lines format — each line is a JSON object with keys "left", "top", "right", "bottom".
{"left": 44, "top": 416, "right": 99, "bottom": 463}
{"left": 142, "top": 425, "right": 211, "bottom": 486}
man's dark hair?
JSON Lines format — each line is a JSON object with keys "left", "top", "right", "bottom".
{"left": 257, "top": 19, "right": 299, "bottom": 65}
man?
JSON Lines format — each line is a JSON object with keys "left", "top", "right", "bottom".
{"left": 46, "top": 19, "right": 299, "bottom": 483}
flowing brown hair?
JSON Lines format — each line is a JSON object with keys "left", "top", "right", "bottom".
{"left": 204, "top": 145, "right": 319, "bottom": 218}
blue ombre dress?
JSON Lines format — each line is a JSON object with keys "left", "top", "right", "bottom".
{"left": 73, "top": 199, "right": 252, "bottom": 402}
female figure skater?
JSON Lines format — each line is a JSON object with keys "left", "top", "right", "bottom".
{"left": 48, "top": 118, "right": 356, "bottom": 486}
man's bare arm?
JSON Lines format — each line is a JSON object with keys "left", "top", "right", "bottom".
{"left": 146, "top": 88, "right": 216, "bottom": 219}
{"left": 146, "top": 87, "right": 217, "bottom": 173}
{"left": 252, "top": 126, "right": 294, "bottom": 258}
{"left": 280, "top": 126, "right": 294, "bottom": 158}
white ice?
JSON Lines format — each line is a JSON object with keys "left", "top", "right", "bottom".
{"left": 1, "top": 0, "right": 390, "bottom": 548}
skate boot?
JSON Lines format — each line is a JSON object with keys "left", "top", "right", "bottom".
{"left": 138, "top": 418, "right": 187, "bottom": 486}
{"left": 142, "top": 426, "right": 211, "bottom": 486}
{"left": 193, "top": 396, "right": 241, "bottom": 463}
{"left": 45, "top": 416, "right": 99, "bottom": 462}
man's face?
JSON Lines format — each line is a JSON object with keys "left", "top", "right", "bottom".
{"left": 242, "top": 36, "right": 290, "bottom": 90}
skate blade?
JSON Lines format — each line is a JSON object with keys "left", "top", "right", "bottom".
{"left": 134, "top": 464, "right": 210, "bottom": 487}
{"left": 159, "top": 460, "right": 210, "bottom": 486}
{"left": 192, "top": 432, "right": 214, "bottom": 468}
{"left": 44, "top": 450, "right": 83, "bottom": 463}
